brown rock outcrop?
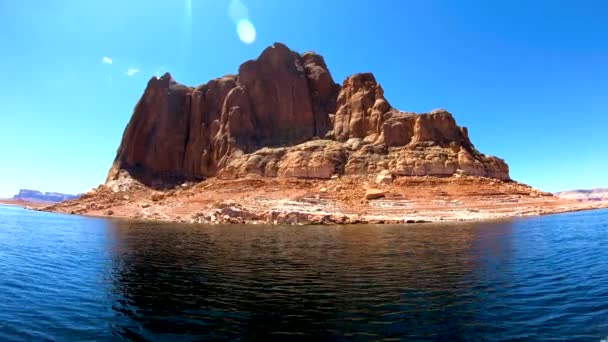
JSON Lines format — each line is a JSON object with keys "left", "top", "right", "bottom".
{"left": 331, "top": 73, "right": 390, "bottom": 142}
{"left": 365, "top": 188, "right": 386, "bottom": 200}
{"left": 107, "top": 42, "right": 509, "bottom": 186}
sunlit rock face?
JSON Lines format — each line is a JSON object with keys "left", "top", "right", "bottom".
{"left": 107, "top": 43, "right": 509, "bottom": 185}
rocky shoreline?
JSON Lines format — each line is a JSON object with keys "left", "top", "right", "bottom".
{"left": 41, "top": 175, "right": 608, "bottom": 225}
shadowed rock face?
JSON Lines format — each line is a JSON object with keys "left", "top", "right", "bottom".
{"left": 107, "top": 43, "right": 509, "bottom": 186}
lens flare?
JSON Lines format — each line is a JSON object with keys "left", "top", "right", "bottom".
{"left": 228, "top": 0, "right": 248, "bottom": 23}
{"left": 236, "top": 19, "right": 256, "bottom": 44}
{"left": 185, "top": 0, "right": 192, "bottom": 27}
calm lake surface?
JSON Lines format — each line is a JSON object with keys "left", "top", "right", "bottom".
{"left": 1, "top": 205, "right": 607, "bottom": 340}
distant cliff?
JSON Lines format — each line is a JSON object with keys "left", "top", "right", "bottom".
{"left": 555, "top": 188, "right": 608, "bottom": 202}
{"left": 12, "top": 189, "right": 79, "bottom": 203}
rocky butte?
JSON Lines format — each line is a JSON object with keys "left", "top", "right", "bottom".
{"left": 106, "top": 43, "right": 508, "bottom": 184}
{"left": 12, "top": 189, "right": 79, "bottom": 203}
{"left": 44, "top": 43, "right": 608, "bottom": 224}
{"left": 0, "top": 189, "right": 79, "bottom": 209}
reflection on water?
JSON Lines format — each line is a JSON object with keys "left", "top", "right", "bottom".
{"left": 106, "top": 221, "right": 508, "bottom": 339}
{"left": 1, "top": 205, "right": 607, "bottom": 340}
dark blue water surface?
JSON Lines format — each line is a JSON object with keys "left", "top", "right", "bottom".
{"left": 1, "top": 205, "right": 608, "bottom": 341}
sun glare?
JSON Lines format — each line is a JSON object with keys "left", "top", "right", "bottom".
{"left": 237, "top": 19, "right": 256, "bottom": 44}
{"left": 229, "top": 0, "right": 256, "bottom": 44}
{"left": 185, "top": 0, "right": 193, "bottom": 27}
{"left": 229, "top": 0, "right": 248, "bottom": 23}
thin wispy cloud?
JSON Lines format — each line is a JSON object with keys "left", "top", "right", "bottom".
{"left": 102, "top": 57, "right": 112, "bottom": 65}
{"left": 126, "top": 68, "right": 140, "bottom": 76}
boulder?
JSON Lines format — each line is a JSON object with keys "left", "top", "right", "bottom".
{"left": 151, "top": 193, "right": 165, "bottom": 202}
{"left": 365, "top": 189, "right": 386, "bottom": 200}
{"left": 376, "top": 170, "right": 393, "bottom": 185}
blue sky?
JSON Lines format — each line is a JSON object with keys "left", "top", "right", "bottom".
{"left": 0, "top": 0, "right": 606, "bottom": 196}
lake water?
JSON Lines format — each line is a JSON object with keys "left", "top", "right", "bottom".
{"left": 1, "top": 205, "right": 607, "bottom": 340}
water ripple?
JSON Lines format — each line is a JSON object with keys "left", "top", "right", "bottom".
{"left": 1, "top": 206, "right": 608, "bottom": 340}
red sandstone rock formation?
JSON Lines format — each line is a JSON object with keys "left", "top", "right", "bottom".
{"left": 107, "top": 43, "right": 509, "bottom": 186}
